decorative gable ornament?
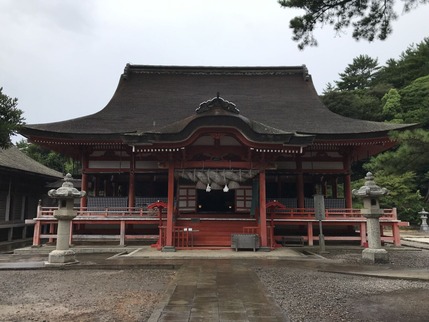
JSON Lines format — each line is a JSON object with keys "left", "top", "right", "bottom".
{"left": 196, "top": 92, "right": 240, "bottom": 115}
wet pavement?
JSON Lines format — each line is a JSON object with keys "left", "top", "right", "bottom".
{"left": 148, "top": 260, "right": 287, "bottom": 322}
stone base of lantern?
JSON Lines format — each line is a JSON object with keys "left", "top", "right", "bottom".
{"left": 45, "top": 249, "right": 79, "bottom": 266}
{"left": 362, "top": 248, "right": 389, "bottom": 264}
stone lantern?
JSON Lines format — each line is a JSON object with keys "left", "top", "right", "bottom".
{"left": 419, "top": 209, "right": 429, "bottom": 232}
{"left": 352, "top": 172, "right": 389, "bottom": 264}
{"left": 46, "top": 173, "right": 86, "bottom": 265}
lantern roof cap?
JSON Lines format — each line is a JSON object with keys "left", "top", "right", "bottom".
{"left": 48, "top": 173, "right": 86, "bottom": 199}
{"left": 352, "top": 172, "right": 388, "bottom": 198}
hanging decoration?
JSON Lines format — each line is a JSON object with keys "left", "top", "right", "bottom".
{"left": 176, "top": 169, "right": 259, "bottom": 191}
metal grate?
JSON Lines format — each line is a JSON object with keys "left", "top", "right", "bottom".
{"left": 231, "top": 233, "right": 260, "bottom": 251}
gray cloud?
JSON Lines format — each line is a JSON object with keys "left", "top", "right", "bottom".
{"left": 0, "top": 0, "right": 428, "bottom": 135}
{"left": 0, "top": 0, "right": 95, "bottom": 34}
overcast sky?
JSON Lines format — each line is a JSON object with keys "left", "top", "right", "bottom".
{"left": 1, "top": 0, "right": 428, "bottom": 135}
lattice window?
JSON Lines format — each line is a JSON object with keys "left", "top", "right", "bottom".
{"left": 235, "top": 186, "right": 252, "bottom": 212}
{"left": 178, "top": 186, "right": 196, "bottom": 213}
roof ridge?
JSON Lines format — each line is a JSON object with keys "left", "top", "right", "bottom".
{"left": 122, "top": 64, "right": 309, "bottom": 79}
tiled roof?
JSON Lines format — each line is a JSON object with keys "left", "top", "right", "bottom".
{"left": 0, "top": 146, "right": 63, "bottom": 178}
{"left": 21, "top": 65, "right": 414, "bottom": 141}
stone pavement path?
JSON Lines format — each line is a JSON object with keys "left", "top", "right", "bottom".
{"left": 149, "top": 259, "right": 288, "bottom": 322}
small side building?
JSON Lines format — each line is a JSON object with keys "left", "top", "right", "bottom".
{"left": 0, "top": 146, "right": 62, "bottom": 250}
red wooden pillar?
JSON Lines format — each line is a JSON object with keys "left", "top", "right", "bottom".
{"left": 344, "top": 154, "right": 353, "bottom": 208}
{"left": 33, "top": 221, "right": 41, "bottom": 246}
{"left": 392, "top": 223, "right": 401, "bottom": 246}
{"left": 307, "top": 222, "right": 314, "bottom": 246}
{"left": 81, "top": 173, "right": 88, "bottom": 208}
{"left": 345, "top": 174, "right": 352, "bottom": 208}
{"left": 163, "top": 163, "right": 176, "bottom": 252}
{"left": 32, "top": 202, "right": 42, "bottom": 246}
{"left": 128, "top": 152, "right": 135, "bottom": 209}
{"left": 128, "top": 172, "right": 135, "bottom": 209}
{"left": 259, "top": 169, "right": 268, "bottom": 250}
{"left": 48, "top": 223, "right": 55, "bottom": 243}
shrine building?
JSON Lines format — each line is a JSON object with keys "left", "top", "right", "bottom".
{"left": 21, "top": 65, "right": 412, "bottom": 251}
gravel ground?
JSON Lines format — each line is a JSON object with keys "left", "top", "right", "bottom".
{"left": 321, "top": 247, "right": 429, "bottom": 269}
{"left": 0, "top": 248, "right": 428, "bottom": 322}
{"left": 254, "top": 248, "right": 429, "bottom": 322}
{"left": 0, "top": 268, "right": 175, "bottom": 322}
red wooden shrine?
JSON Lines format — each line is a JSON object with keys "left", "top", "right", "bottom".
{"left": 22, "top": 65, "right": 412, "bottom": 251}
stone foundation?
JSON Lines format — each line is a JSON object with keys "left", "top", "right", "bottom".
{"left": 362, "top": 248, "right": 389, "bottom": 264}
{"left": 46, "top": 249, "right": 78, "bottom": 265}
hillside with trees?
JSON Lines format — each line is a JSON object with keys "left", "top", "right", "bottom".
{"left": 322, "top": 38, "right": 429, "bottom": 224}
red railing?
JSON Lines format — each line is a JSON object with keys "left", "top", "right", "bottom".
{"left": 38, "top": 206, "right": 397, "bottom": 220}
{"left": 158, "top": 226, "right": 198, "bottom": 249}
{"left": 36, "top": 206, "right": 167, "bottom": 218}
{"left": 33, "top": 204, "right": 401, "bottom": 248}
{"left": 267, "top": 207, "right": 397, "bottom": 220}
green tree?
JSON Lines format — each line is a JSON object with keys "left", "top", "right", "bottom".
{"left": 381, "top": 88, "right": 402, "bottom": 122}
{"left": 353, "top": 171, "right": 424, "bottom": 224}
{"left": 322, "top": 39, "right": 429, "bottom": 224}
{"left": 321, "top": 88, "right": 383, "bottom": 121}
{"left": 0, "top": 87, "right": 24, "bottom": 148}
{"left": 398, "top": 75, "right": 429, "bottom": 126}
{"left": 278, "top": 0, "right": 428, "bottom": 49}
{"left": 335, "top": 55, "right": 380, "bottom": 91}
{"left": 364, "top": 129, "right": 429, "bottom": 207}
{"left": 374, "top": 38, "right": 429, "bottom": 88}
{"left": 324, "top": 40, "right": 429, "bottom": 124}
{"left": 16, "top": 139, "right": 74, "bottom": 174}
{"left": 362, "top": 77, "right": 429, "bottom": 206}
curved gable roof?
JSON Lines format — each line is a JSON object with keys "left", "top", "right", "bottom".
{"left": 21, "top": 65, "right": 414, "bottom": 141}
{"left": 122, "top": 101, "right": 314, "bottom": 147}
